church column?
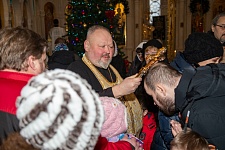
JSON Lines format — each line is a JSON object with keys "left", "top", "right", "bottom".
{"left": 125, "top": 0, "right": 135, "bottom": 62}
{"left": 38, "top": 10, "right": 45, "bottom": 38}
{"left": 1, "top": 0, "right": 9, "bottom": 27}
{"left": 175, "top": 0, "right": 187, "bottom": 52}
{"left": 125, "top": 0, "right": 143, "bottom": 62}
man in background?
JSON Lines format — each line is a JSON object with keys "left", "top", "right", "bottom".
{"left": 209, "top": 12, "right": 225, "bottom": 62}
{"left": 48, "top": 19, "right": 66, "bottom": 54}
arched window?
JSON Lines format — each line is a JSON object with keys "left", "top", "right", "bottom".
{"left": 149, "top": 0, "right": 161, "bottom": 24}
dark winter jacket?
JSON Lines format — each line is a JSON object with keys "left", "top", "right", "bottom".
{"left": 151, "top": 52, "right": 193, "bottom": 150}
{"left": 170, "top": 52, "right": 195, "bottom": 73}
{"left": 176, "top": 63, "right": 225, "bottom": 149}
{"left": 151, "top": 112, "right": 179, "bottom": 150}
{"left": 48, "top": 50, "right": 75, "bottom": 70}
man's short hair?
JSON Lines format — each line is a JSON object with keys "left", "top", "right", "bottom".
{"left": 211, "top": 12, "right": 225, "bottom": 26}
{"left": 145, "top": 62, "right": 181, "bottom": 91}
{"left": 0, "top": 26, "right": 47, "bottom": 71}
{"left": 86, "top": 25, "right": 110, "bottom": 39}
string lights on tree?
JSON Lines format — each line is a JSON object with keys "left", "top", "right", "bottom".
{"left": 65, "top": 0, "right": 129, "bottom": 57}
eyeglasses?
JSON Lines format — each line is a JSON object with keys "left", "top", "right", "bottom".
{"left": 215, "top": 24, "right": 225, "bottom": 29}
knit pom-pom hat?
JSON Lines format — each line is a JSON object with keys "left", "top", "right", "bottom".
{"left": 100, "top": 97, "right": 127, "bottom": 138}
{"left": 16, "top": 69, "right": 104, "bottom": 150}
{"left": 183, "top": 32, "right": 223, "bottom": 64}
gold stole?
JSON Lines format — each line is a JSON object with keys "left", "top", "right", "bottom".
{"left": 82, "top": 55, "right": 143, "bottom": 136}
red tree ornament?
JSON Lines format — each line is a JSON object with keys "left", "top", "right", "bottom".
{"left": 105, "top": 10, "right": 115, "bottom": 19}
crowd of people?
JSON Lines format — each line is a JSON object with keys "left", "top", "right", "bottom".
{"left": 0, "top": 12, "right": 225, "bottom": 150}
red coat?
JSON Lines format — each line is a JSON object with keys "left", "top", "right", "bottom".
{"left": 0, "top": 71, "right": 34, "bottom": 115}
{"left": 0, "top": 71, "right": 34, "bottom": 142}
{"left": 140, "top": 112, "right": 157, "bottom": 150}
{"left": 94, "top": 135, "right": 133, "bottom": 150}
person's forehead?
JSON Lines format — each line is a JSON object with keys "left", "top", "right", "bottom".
{"left": 92, "top": 29, "right": 111, "bottom": 37}
{"left": 217, "top": 16, "right": 225, "bottom": 24}
{"left": 145, "top": 46, "right": 156, "bottom": 50}
{"left": 90, "top": 30, "right": 113, "bottom": 44}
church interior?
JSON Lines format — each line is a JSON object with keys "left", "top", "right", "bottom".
{"left": 0, "top": 0, "right": 224, "bottom": 62}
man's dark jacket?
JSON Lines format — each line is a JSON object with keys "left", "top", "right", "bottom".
{"left": 175, "top": 63, "right": 225, "bottom": 149}
{"left": 151, "top": 52, "right": 192, "bottom": 150}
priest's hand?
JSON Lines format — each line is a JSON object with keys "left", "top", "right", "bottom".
{"left": 112, "top": 74, "right": 142, "bottom": 98}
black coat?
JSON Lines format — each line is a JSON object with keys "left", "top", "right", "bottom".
{"left": 48, "top": 50, "right": 75, "bottom": 70}
{"left": 175, "top": 63, "right": 225, "bottom": 149}
{"left": 67, "top": 59, "right": 115, "bottom": 97}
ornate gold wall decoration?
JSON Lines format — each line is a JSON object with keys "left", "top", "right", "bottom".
{"left": 167, "top": 0, "right": 176, "bottom": 62}
{"left": 114, "top": 3, "right": 126, "bottom": 46}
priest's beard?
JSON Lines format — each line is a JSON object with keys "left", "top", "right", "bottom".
{"left": 99, "top": 54, "right": 112, "bottom": 69}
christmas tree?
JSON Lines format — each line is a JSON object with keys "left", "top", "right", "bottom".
{"left": 65, "top": 0, "right": 129, "bottom": 57}
{"left": 65, "top": 0, "right": 116, "bottom": 57}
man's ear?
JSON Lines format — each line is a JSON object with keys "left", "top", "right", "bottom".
{"left": 84, "top": 40, "right": 90, "bottom": 51}
{"left": 211, "top": 25, "right": 215, "bottom": 32}
{"left": 27, "top": 55, "right": 36, "bottom": 70}
{"left": 156, "top": 84, "right": 167, "bottom": 97}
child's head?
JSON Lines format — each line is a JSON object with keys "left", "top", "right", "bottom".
{"left": 138, "top": 97, "right": 154, "bottom": 117}
{"left": 170, "top": 129, "right": 209, "bottom": 150}
{"left": 16, "top": 69, "right": 104, "bottom": 150}
{"left": 100, "top": 97, "right": 127, "bottom": 138}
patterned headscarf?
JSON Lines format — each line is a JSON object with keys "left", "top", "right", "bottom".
{"left": 54, "top": 43, "right": 69, "bottom": 52}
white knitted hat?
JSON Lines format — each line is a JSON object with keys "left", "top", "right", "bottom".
{"left": 16, "top": 69, "right": 104, "bottom": 150}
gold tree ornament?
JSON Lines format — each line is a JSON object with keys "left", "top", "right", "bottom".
{"left": 65, "top": 4, "right": 73, "bottom": 15}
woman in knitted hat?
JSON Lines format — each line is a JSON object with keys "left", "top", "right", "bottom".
{"left": 1, "top": 69, "right": 104, "bottom": 150}
{"left": 0, "top": 69, "right": 143, "bottom": 150}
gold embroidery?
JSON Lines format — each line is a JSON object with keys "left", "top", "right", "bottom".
{"left": 82, "top": 55, "right": 143, "bottom": 136}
